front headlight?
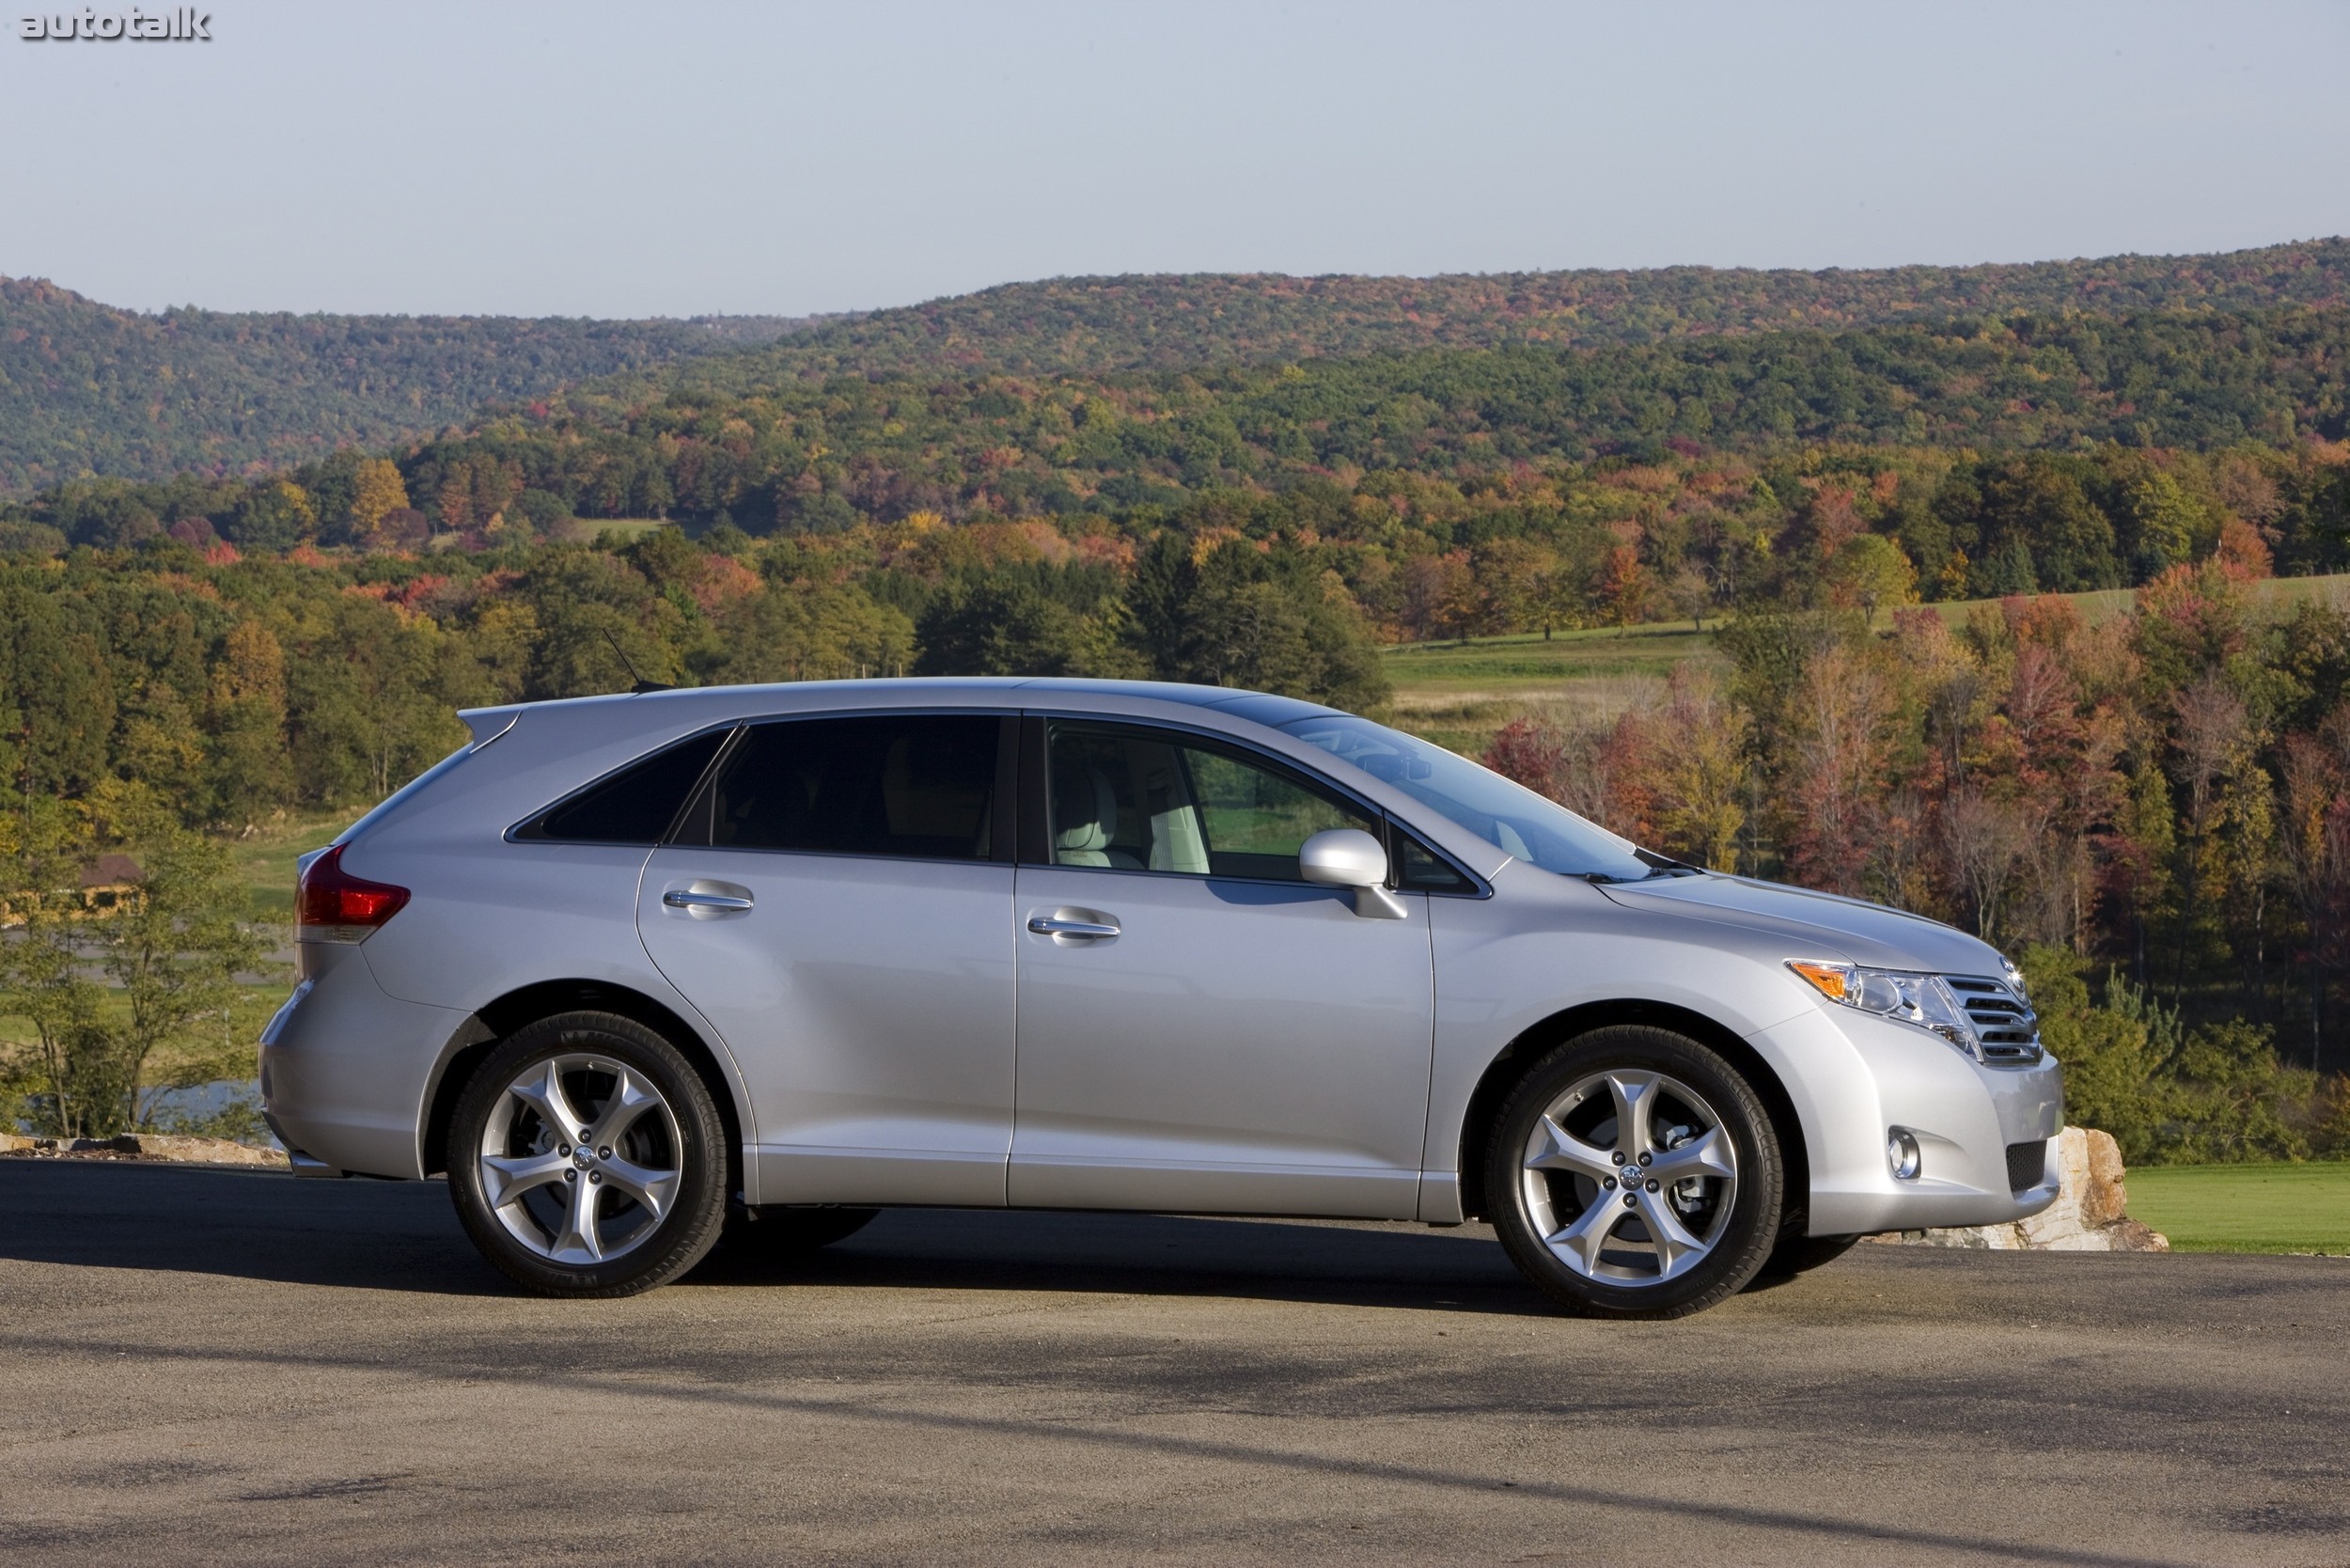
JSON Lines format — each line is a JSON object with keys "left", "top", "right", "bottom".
{"left": 1787, "top": 959, "right": 1984, "bottom": 1061}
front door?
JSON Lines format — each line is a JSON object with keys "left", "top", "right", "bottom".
{"left": 1010, "top": 718, "right": 1434, "bottom": 1218}
{"left": 638, "top": 712, "right": 1017, "bottom": 1208}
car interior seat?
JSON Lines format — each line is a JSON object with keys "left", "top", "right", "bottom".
{"left": 1053, "top": 761, "right": 1122, "bottom": 867}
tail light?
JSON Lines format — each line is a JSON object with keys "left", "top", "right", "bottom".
{"left": 297, "top": 844, "right": 410, "bottom": 943}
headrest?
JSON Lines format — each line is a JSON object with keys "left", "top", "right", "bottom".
{"left": 1054, "top": 763, "right": 1119, "bottom": 853}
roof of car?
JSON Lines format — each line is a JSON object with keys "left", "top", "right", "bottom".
{"left": 460, "top": 677, "right": 1343, "bottom": 742}
{"left": 995, "top": 678, "right": 1340, "bottom": 727}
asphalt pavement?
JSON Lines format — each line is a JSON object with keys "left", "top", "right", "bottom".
{"left": 0, "top": 1159, "right": 2343, "bottom": 1565}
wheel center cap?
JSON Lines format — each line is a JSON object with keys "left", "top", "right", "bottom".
{"left": 572, "top": 1147, "right": 595, "bottom": 1171}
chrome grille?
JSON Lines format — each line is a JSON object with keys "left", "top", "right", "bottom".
{"left": 1944, "top": 975, "right": 2042, "bottom": 1064}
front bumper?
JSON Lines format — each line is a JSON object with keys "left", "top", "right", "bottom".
{"left": 258, "top": 944, "right": 471, "bottom": 1181}
{"left": 1747, "top": 1004, "right": 2064, "bottom": 1236}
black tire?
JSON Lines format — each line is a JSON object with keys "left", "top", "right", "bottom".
{"left": 1484, "top": 1026, "right": 1783, "bottom": 1320}
{"left": 447, "top": 1011, "right": 729, "bottom": 1298}
{"left": 726, "top": 1206, "right": 879, "bottom": 1258}
{"left": 1754, "top": 1228, "right": 1861, "bottom": 1283}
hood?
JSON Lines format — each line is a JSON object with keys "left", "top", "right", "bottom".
{"left": 1595, "top": 873, "right": 2006, "bottom": 975}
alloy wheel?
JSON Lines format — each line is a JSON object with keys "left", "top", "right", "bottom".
{"left": 1517, "top": 1068, "right": 1740, "bottom": 1287}
{"left": 476, "top": 1053, "right": 683, "bottom": 1266}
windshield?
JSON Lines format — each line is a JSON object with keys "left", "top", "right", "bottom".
{"left": 1278, "top": 713, "right": 1661, "bottom": 881}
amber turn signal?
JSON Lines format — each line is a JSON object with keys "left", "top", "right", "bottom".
{"left": 1786, "top": 960, "right": 1853, "bottom": 1002}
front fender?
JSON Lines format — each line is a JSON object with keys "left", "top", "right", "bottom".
{"left": 1420, "top": 866, "right": 1820, "bottom": 1221}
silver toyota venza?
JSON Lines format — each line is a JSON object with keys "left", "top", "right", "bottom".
{"left": 262, "top": 678, "right": 2062, "bottom": 1318}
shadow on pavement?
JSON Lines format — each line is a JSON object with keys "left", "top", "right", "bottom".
{"left": 0, "top": 1158, "right": 1545, "bottom": 1313}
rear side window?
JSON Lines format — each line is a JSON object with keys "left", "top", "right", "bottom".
{"left": 699, "top": 714, "right": 1002, "bottom": 861}
{"left": 516, "top": 729, "right": 730, "bottom": 844}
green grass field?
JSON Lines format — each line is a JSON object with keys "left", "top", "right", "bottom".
{"left": 229, "top": 808, "right": 352, "bottom": 919}
{"left": 1380, "top": 622, "right": 1724, "bottom": 753}
{"left": 1916, "top": 569, "right": 2350, "bottom": 629}
{"left": 1379, "top": 572, "right": 2350, "bottom": 758}
{"left": 2125, "top": 1162, "right": 2350, "bottom": 1256}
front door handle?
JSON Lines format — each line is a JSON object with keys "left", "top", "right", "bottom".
{"left": 665, "top": 889, "right": 754, "bottom": 911}
{"left": 1028, "top": 916, "right": 1120, "bottom": 938}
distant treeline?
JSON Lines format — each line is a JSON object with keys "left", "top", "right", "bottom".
{"left": 642, "top": 237, "right": 2350, "bottom": 385}
{"left": 0, "top": 276, "right": 821, "bottom": 494}
{"left": 454, "top": 309, "right": 2350, "bottom": 557}
{"left": 8, "top": 237, "right": 2347, "bottom": 496}
{"left": 0, "top": 521, "right": 1383, "bottom": 831}
{"left": 8, "top": 314, "right": 2348, "bottom": 638}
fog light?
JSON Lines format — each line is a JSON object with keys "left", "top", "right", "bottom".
{"left": 1887, "top": 1127, "right": 1922, "bottom": 1181}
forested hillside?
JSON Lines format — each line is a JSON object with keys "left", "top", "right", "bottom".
{"left": 6, "top": 510, "right": 2347, "bottom": 1093}
{"left": 642, "top": 237, "right": 2350, "bottom": 387}
{"left": 19, "top": 306, "right": 2342, "bottom": 601}
{"left": 523, "top": 307, "right": 2350, "bottom": 585}
{"left": 0, "top": 277, "right": 821, "bottom": 494}
{"left": 4, "top": 243, "right": 2348, "bottom": 1125}
{"left": 10, "top": 237, "right": 2347, "bottom": 497}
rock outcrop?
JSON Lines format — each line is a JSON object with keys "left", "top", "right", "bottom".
{"left": 1875, "top": 1125, "right": 2169, "bottom": 1251}
{"left": 0, "top": 1133, "right": 288, "bottom": 1168}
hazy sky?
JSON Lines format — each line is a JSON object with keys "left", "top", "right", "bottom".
{"left": 3, "top": 0, "right": 2345, "bottom": 319}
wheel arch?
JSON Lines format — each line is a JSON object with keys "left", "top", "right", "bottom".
{"left": 421, "top": 979, "right": 747, "bottom": 1199}
{"left": 1453, "top": 998, "right": 1810, "bottom": 1224}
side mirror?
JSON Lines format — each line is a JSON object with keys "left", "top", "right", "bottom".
{"left": 1299, "top": 829, "right": 1410, "bottom": 919}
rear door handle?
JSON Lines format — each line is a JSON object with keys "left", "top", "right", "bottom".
{"left": 665, "top": 889, "right": 754, "bottom": 911}
{"left": 1028, "top": 916, "right": 1120, "bottom": 938}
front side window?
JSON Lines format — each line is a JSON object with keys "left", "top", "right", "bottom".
{"left": 702, "top": 714, "right": 1001, "bottom": 861}
{"left": 1278, "top": 713, "right": 1657, "bottom": 881}
{"left": 1046, "top": 722, "right": 1375, "bottom": 883}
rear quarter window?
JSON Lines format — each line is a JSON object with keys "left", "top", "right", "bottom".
{"left": 514, "top": 728, "right": 732, "bottom": 845}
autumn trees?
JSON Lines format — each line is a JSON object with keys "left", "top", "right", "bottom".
{"left": 1482, "top": 665, "right": 1754, "bottom": 873}
{"left": 1483, "top": 557, "right": 2350, "bottom": 1086}
{"left": 0, "top": 789, "right": 264, "bottom": 1138}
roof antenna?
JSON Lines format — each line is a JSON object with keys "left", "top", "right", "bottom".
{"left": 603, "top": 630, "right": 673, "bottom": 694}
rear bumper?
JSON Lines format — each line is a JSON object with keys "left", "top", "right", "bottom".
{"left": 258, "top": 946, "right": 470, "bottom": 1181}
{"left": 1747, "top": 1006, "right": 2064, "bottom": 1236}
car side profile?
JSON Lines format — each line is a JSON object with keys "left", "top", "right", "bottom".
{"left": 261, "top": 678, "right": 2063, "bottom": 1318}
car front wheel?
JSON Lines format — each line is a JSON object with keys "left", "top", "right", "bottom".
{"left": 1485, "top": 1026, "right": 1782, "bottom": 1319}
{"left": 447, "top": 1011, "right": 729, "bottom": 1297}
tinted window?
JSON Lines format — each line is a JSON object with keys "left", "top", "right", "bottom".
{"left": 1279, "top": 713, "right": 1652, "bottom": 881}
{"left": 522, "top": 729, "right": 729, "bottom": 844}
{"left": 709, "top": 715, "right": 999, "bottom": 860}
{"left": 1394, "top": 828, "right": 1476, "bottom": 893}
{"left": 1047, "top": 722, "right": 1374, "bottom": 883}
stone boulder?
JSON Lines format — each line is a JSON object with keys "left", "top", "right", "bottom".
{"left": 1874, "top": 1126, "right": 2169, "bottom": 1251}
{"left": 0, "top": 1133, "right": 288, "bottom": 1168}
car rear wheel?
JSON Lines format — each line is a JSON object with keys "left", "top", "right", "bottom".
{"left": 447, "top": 1011, "right": 728, "bottom": 1297}
{"left": 1485, "top": 1026, "right": 1782, "bottom": 1319}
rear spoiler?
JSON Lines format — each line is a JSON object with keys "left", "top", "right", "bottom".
{"left": 458, "top": 706, "right": 522, "bottom": 751}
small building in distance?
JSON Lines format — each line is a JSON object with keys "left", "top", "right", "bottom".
{"left": 4, "top": 855, "right": 148, "bottom": 926}
{"left": 77, "top": 854, "right": 146, "bottom": 915}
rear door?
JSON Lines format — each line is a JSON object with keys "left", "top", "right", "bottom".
{"left": 637, "top": 712, "right": 1018, "bottom": 1207}
{"left": 1010, "top": 716, "right": 1435, "bottom": 1218}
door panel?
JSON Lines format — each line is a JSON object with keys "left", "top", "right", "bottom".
{"left": 1011, "top": 868, "right": 1432, "bottom": 1215}
{"left": 1010, "top": 718, "right": 1434, "bottom": 1218}
{"left": 639, "top": 851, "right": 1014, "bottom": 1206}
{"left": 635, "top": 712, "right": 1016, "bottom": 1207}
